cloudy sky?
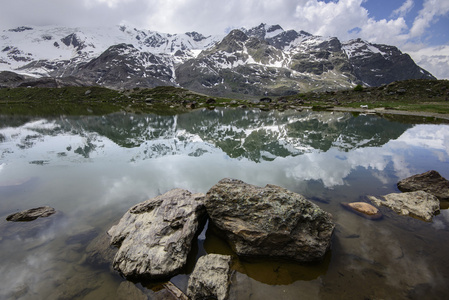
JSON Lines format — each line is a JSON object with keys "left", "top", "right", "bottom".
{"left": 1, "top": 0, "right": 448, "bottom": 79}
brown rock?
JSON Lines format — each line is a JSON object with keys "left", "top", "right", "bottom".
{"left": 341, "top": 202, "right": 382, "bottom": 220}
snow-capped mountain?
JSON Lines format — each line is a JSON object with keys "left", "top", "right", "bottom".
{"left": 0, "top": 24, "right": 435, "bottom": 96}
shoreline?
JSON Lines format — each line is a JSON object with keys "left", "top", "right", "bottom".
{"left": 327, "top": 106, "right": 449, "bottom": 121}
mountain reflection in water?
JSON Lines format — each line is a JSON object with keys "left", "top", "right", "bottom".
{"left": 0, "top": 109, "right": 412, "bottom": 161}
{"left": 0, "top": 108, "right": 448, "bottom": 299}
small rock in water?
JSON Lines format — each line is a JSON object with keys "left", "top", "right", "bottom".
{"left": 398, "top": 170, "right": 449, "bottom": 201}
{"left": 187, "top": 254, "right": 232, "bottom": 300}
{"left": 6, "top": 206, "right": 56, "bottom": 222}
{"left": 368, "top": 191, "right": 440, "bottom": 222}
{"left": 341, "top": 202, "right": 382, "bottom": 220}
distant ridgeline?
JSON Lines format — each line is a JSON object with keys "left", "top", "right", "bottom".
{"left": 0, "top": 23, "right": 435, "bottom": 97}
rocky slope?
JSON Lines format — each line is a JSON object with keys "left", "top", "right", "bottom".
{"left": 0, "top": 24, "right": 435, "bottom": 96}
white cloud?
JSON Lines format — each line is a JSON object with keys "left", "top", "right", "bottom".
{"left": 358, "top": 17, "right": 410, "bottom": 45}
{"left": 392, "top": 0, "right": 415, "bottom": 18}
{"left": 411, "top": 0, "right": 449, "bottom": 37}
{"left": 293, "top": 0, "right": 369, "bottom": 39}
{"left": 0, "top": 0, "right": 448, "bottom": 78}
{"left": 0, "top": 0, "right": 445, "bottom": 42}
{"left": 410, "top": 0, "right": 449, "bottom": 37}
{"left": 407, "top": 45, "right": 449, "bottom": 79}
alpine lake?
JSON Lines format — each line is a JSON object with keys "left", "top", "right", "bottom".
{"left": 1, "top": 106, "right": 449, "bottom": 299}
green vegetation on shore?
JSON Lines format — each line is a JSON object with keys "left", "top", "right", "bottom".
{"left": 1, "top": 79, "right": 448, "bottom": 120}
{"left": 284, "top": 79, "right": 449, "bottom": 114}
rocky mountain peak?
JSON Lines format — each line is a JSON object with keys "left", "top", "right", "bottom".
{"left": 185, "top": 31, "right": 207, "bottom": 42}
{"left": 267, "top": 24, "right": 284, "bottom": 33}
{"left": 214, "top": 29, "right": 249, "bottom": 53}
{"left": 243, "top": 23, "right": 285, "bottom": 40}
{"left": 266, "top": 30, "right": 301, "bottom": 49}
{"left": 8, "top": 26, "right": 33, "bottom": 33}
{"left": 227, "top": 29, "right": 249, "bottom": 42}
{"left": 60, "top": 33, "right": 86, "bottom": 51}
{"left": 315, "top": 37, "right": 342, "bottom": 52}
{"left": 299, "top": 30, "right": 313, "bottom": 37}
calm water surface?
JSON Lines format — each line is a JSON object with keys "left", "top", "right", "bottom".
{"left": 0, "top": 109, "right": 448, "bottom": 299}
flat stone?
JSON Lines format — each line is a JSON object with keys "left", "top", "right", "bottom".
{"left": 398, "top": 170, "right": 449, "bottom": 201}
{"left": 6, "top": 206, "right": 56, "bottom": 222}
{"left": 368, "top": 191, "right": 440, "bottom": 221}
{"left": 108, "top": 189, "right": 206, "bottom": 280}
{"left": 205, "top": 178, "right": 335, "bottom": 262}
{"left": 187, "top": 254, "right": 232, "bottom": 300}
{"left": 341, "top": 202, "right": 382, "bottom": 220}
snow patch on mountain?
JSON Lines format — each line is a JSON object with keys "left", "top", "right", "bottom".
{"left": 0, "top": 25, "right": 223, "bottom": 76}
{"left": 0, "top": 23, "right": 436, "bottom": 94}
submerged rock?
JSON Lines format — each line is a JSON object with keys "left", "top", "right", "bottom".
{"left": 85, "top": 232, "right": 118, "bottom": 268}
{"left": 161, "top": 282, "right": 189, "bottom": 300}
{"left": 6, "top": 206, "right": 56, "bottom": 222}
{"left": 398, "top": 170, "right": 449, "bottom": 201}
{"left": 205, "top": 178, "right": 335, "bottom": 262}
{"left": 187, "top": 254, "right": 232, "bottom": 300}
{"left": 341, "top": 202, "right": 382, "bottom": 220}
{"left": 116, "top": 282, "right": 147, "bottom": 300}
{"left": 368, "top": 191, "right": 440, "bottom": 221}
{"left": 108, "top": 189, "right": 206, "bottom": 280}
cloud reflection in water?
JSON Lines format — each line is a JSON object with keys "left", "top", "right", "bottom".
{"left": 0, "top": 110, "right": 449, "bottom": 298}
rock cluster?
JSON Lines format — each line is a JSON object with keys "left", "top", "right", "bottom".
{"left": 106, "top": 178, "right": 335, "bottom": 299}
{"left": 368, "top": 170, "right": 448, "bottom": 221}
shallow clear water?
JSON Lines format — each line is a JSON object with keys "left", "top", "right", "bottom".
{"left": 0, "top": 109, "right": 448, "bottom": 299}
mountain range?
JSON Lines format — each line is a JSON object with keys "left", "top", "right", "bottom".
{"left": 0, "top": 23, "right": 435, "bottom": 97}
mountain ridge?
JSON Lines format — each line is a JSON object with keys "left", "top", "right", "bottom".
{"left": 0, "top": 23, "right": 435, "bottom": 97}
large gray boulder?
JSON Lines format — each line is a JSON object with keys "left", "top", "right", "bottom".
{"left": 368, "top": 191, "right": 440, "bottom": 221}
{"left": 107, "top": 189, "right": 206, "bottom": 279}
{"left": 397, "top": 170, "right": 449, "bottom": 201}
{"left": 187, "top": 254, "right": 232, "bottom": 300}
{"left": 205, "top": 178, "right": 335, "bottom": 262}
